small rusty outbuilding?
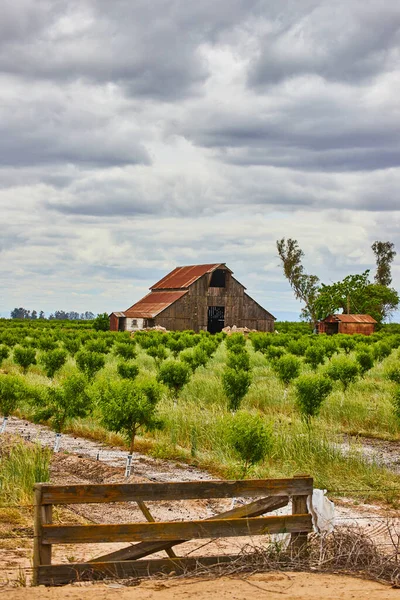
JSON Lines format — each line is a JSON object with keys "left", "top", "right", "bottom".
{"left": 110, "top": 263, "right": 275, "bottom": 333}
{"left": 317, "top": 314, "right": 377, "bottom": 336}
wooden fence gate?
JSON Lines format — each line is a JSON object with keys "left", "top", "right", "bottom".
{"left": 33, "top": 475, "right": 313, "bottom": 586}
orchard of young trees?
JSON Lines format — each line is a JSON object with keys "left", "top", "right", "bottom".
{"left": 0, "top": 317, "right": 400, "bottom": 493}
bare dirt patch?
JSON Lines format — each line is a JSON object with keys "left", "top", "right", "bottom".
{"left": 2, "top": 572, "right": 399, "bottom": 600}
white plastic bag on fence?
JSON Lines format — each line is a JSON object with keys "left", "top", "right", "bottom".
{"left": 269, "top": 489, "right": 335, "bottom": 548}
{"left": 307, "top": 489, "right": 335, "bottom": 534}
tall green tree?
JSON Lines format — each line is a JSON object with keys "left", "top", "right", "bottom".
{"left": 276, "top": 238, "right": 320, "bottom": 325}
{"left": 372, "top": 241, "right": 396, "bottom": 287}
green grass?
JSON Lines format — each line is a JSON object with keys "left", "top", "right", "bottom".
{"left": 0, "top": 437, "right": 51, "bottom": 506}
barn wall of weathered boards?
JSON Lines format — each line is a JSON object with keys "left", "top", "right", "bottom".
{"left": 110, "top": 263, "right": 275, "bottom": 333}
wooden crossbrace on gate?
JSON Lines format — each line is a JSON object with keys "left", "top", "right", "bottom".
{"left": 33, "top": 475, "right": 313, "bottom": 586}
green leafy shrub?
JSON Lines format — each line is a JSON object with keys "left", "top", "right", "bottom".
{"left": 225, "top": 333, "right": 246, "bottom": 353}
{"left": 304, "top": 345, "right": 325, "bottom": 370}
{"left": 63, "top": 337, "right": 81, "bottom": 356}
{"left": 100, "top": 379, "right": 163, "bottom": 452}
{"left": 0, "top": 375, "right": 26, "bottom": 418}
{"left": 294, "top": 374, "right": 333, "bottom": 422}
{"left": 227, "top": 350, "right": 251, "bottom": 372}
{"left": 33, "top": 374, "right": 91, "bottom": 432}
{"left": 38, "top": 337, "right": 58, "bottom": 351}
{"left": 93, "top": 313, "right": 110, "bottom": 331}
{"left": 229, "top": 412, "right": 272, "bottom": 476}
{"left": 222, "top": 368, "right": 252, "bottom": 411}
{"left": 385, "top": 365, "right": 400, "bottom": 385}
{"left": 325, "top": 356, "right": 359, "bottom": 390}
{"left": 158, "top": 360, "right": 190, "bottom": 400}
{"left": 117, "top": 362, "right": 139, "bottom": 380}
{"left": 85, "top": 339, "right": 110, "bottom": 354}
{"left": 147, "top": 345, "right": 168, "bottom": 370}
{"left": 40, "top": 348, "right": 68, "bottom": 378}
{"left": 75, "top": 350, "right": 105, "bottom": 379}
{"left": 263, "top": 346, "right": 285, "bottom": 361}
{"left": 322, "top": 338, "right": 338, "bottom": 360}
{"left": 373, "top": 342, "right": 391, "bottom": 362}
{"left": 337, "top": 335, "right": 356, "bottom": 355}
{"left": 0, "top": 345, "right": 9, "bottom": 365}
{"left": 13, "top": 346, "right": 37, "bottom": 373}
{"left": 181, "top": 347, "right": 208, "bottom": 372}
{"left": 287, "top": 339, "right": 308, "bottom": 356}
{"left": 114, "top": 343, "right": 137, "bottom": 360}
{"left": 355, "top": 350, "right": 374, "bottom": 376}
{"left": 272, "top": 354, "right": 301, "bottom": 386}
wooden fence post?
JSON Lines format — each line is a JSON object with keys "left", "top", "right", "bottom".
{"left": 290, "top": 474, "right": 311, "bottom": 557}
{"left": 33, "top": 484, "right": 53, "bottom": 586}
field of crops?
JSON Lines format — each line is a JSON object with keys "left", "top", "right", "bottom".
{"left": 0, "top": 319, "right": 400, "bottom": 504}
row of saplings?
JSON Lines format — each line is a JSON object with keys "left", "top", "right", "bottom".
{"left": 0, "top": 329, "right": 224, "bottom": 380}
{"left": 222, "top": 332, "right": 400, "bottom": 422}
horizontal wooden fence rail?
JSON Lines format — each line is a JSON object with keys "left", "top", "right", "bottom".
{"left": 33, "top": 475, "right": 313, "bottom": 587}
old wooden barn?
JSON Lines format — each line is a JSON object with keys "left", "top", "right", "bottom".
{"left": 317, "top": 314, "right": 377, "bottom": 335}
{"left": 110, "top": 263, "right": 275, "bottom": 333}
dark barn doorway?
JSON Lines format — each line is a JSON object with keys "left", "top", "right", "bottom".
{"left": 208, "top": 306, "right": 225, "bottom": 334}
{"left": 326, "top": 322, "right": 339, "bottom": 335}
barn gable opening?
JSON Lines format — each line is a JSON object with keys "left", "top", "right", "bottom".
{"left": 209, "top": 269, "right": 226, "bottom": 288}
{"left": 207, "top": 306, "right": 225, "bottom": 334}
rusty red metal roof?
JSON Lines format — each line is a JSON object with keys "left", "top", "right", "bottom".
{"left": 124, "top": 290, "right": 188, "bottom": 318}
{"left": 323, "top": 314, "right": 377, "bottom": 324}
{"left": 151, "top": 264, "right": 227, "bottom": 290}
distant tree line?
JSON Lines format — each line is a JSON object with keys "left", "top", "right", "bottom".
{"left": 10, "top": 308, "right": 95, "bottom": 320}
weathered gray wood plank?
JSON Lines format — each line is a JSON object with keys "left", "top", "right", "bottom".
{"left": 42, "top": 514, "right": 312, "bottom": 545}
{"left": 37, "top": 478, "right": 313, "bottom": 505}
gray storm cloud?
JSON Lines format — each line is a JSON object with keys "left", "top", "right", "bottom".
{"left": 1, "top": 0, "right": 400, "bottom": 317}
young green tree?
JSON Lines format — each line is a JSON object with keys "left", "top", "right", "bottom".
{"left": 33, "top": 374, "right": 91, "bottom": 433}
{"left": 158, "top": 360, "right": 191, "bottom": 400}
{"left": 294, "top": 374, "right": 333, "bottom": 423}
{"left": 13, "top": 346, "right": 37, "bottom": 373}
{"left": 325, "top": 356, "right": 359, "bottom": 391}
{"left": 227, "top": 350, "right": 251, "bottom": 372}
{"left": 222, "top": 368, "right": 252, "bottom": 412}
{"left": 355, "top": 350, "right": 374, "bottom": 376}
{"left": 372, "top": 342, "right": 391, "bottom": 362}
{"left": 93, "top": 313, "right": 110, "bottom": 331}
{"left": 385, "top": 365, "right": 400, "bottom": 385}
{"left": 100, "top": 380, "right": 163, "bottom": 452}
{"left": 85, "top": 339, "right": 110, "bottom": 354}
{"left": 0, "top": 345, "right": 9, "bottom": 366}
{"left": 272, "top": 354, "right": 301, "bottom": 386}
{"left": 114, "top": 343, "right": 137, "bottom": 360}
{"left": 40, "top": 348, "right": 68, "bottom": 378}
{"left": 117, "top": 362, "right": 139, "bottom": 380}
{"left": 228, "top": 412, "right": 273, "bottom": 477}
{"left": 225, "top": 333, "right": 246, "bottom": 353}
{"left": 63, "top": 337, "right": 81, "bottom": 356}
{"left": 180, "top": 346, "right": 208, "bottom": 372}
{"left": 0, "top": 375, "right": 26, "bottom": 422}
{"left": 75, "top": 350, "right": 105, "bottom": 380}
{"left": 337, "top": 335, "right": 356, "bottom": 355}
{"left": 304, "top": 345, "right": 325, "bottom": 370}
{"left": 147, "top": 344, "right": 168, "bottom": 370}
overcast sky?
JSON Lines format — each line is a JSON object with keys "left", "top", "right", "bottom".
{"left": 1, "top": 0, "right": 400, "bottom": 320}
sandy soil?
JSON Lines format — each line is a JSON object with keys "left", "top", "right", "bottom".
{"left": 1, "top": 573, "right": 399, "bottom": 599}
